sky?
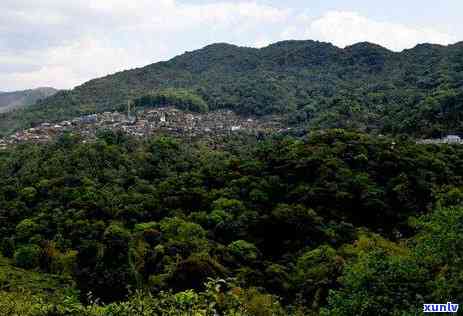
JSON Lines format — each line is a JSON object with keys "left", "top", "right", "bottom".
{"left": 1, "top": 0, "right": 462, "bottom": 91}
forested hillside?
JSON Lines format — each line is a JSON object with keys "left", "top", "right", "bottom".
{"left": 0, "top": 130, "right": 462, "bottom": 315}
{"left": 0, "top": 41, "right": 463, "bottom": 136}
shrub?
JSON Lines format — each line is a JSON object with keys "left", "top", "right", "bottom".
{"left": 169, "top": 255, "right": 227, "bottom": 291}
{"left": 228, "top": 240, "right": 260, "bottom": 264}
{"left": 14, "top": 245, "right": 41, "bottom": 269}
{"left": 16, "top": 218, "right": 40, "bottom": 242}
{"left": 1, "top": 237, "right": 15, "bottom": 258}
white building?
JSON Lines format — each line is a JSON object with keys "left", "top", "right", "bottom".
{"left": 444, "top": 135, "right": 462, "bottom": 144}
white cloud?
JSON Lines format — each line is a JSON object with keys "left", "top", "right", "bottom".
{"left": 1, "top": 1, "right": 293, "bottom": 90}
{"left": 305, "top": 11, "right": 456, "bottom": 51}
{"left": 0, "top": 2, "right": 458, "bottom": 91}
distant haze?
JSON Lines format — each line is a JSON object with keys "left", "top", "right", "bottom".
{"left": 0, "top": 87, "right": 58, "bottom": 113}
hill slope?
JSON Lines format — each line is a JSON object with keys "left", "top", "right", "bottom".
{"left": 0, "top": 255, "right": 75, "bottom": 302}
{"left": 0, "top": 87, "right": 58, "bottom": 113}
{"left": 0, "top": 40, "right": 462, "bottom": 136}
{"left": 0, "top": 131, "right": 462, "bottom": 314}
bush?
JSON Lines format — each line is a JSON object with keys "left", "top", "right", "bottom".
{"left": 14, "top": 245, "right": 41, "bottom": 269}
{"left": 228, "top": 240, "right": 260, "bottom": 264}
{"left": 20, "top": 187, "right": 37, "bottom": 203}
{"left": 1, "top": 237, "right": 15, "bottom": 258}
{"left": 16, "top": 218, "right": 40, "bottom": 242}
{"left": 169, "top": 255, "right": 227, "bottom": 291}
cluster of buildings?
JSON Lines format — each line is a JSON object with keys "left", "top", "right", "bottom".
{"left": 417, "top": 135, "right": 462, "bottom": 145}
{"left": 0, "top": 107, "right": 286, "bottom": 148}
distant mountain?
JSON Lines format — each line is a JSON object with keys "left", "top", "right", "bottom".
{"left": 0, "top": 40, "right": 462, "bottom": 136}
{"left": 0, "top": 87, "right": 58, "bottom": 113}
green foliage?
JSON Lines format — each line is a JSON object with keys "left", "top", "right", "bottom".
{"left": 295, "top": 246, "right": 339, "bottom": 284}
{"left": 103, "top": 223, "right": 131, "bottom": 253}
{"left": 0, "top": 255, "right": 75, "bottom": 302}
{"left": 411, "top": 206, "right": 463, "bottom": 302}
{"left": 134, "top": 89, "right": 209, "bottom": 113}
{"left": 15, "top": 218, "right": 40, "bottom": 242}
{"left": 322, "top": 201, "right": 463, "bottom": 315}
{"left": 14, "top": 245, "right": 41, "bottom": 269}
{"left": 0, "top": 132, "right": 461, "bottom": 313}
{"left": 228, "top": 240, "right": 260, "bottom": 264}
{"left": 1, "top": 238, "right": 15, "bottom": 258}
{"left": 0, "top": 279, "right": 289, "bottom": 315}
{"left": 212, "top": 198, "right": 246, "bottom": 215}
{"left": 169, "top": 255, "right": 227, "bottom": 291}
{"left": 160, "top": 217, "right": 206, "bottom": 241}
{"left": 133, "top": 222, "right": 158, "bottom": 233}
{"left": 208, "top": 209, "right": 233, "bottom": 227}
{"left": 293, "top": 245, "right": 342, "bottom": 309}
{"left": 412, "top": 206, "right": 463, "bottom": 267}
{"left": 20, "top": 187, "right": 37, "bottom": 203}
{"left": 321, "top": 250, "right": 427, "bottom": 316}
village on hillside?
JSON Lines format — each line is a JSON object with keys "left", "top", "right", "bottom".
{"left": 0, "top": 107, "right": 288, "bottom": 149}
{"left": 416, "top": 135, "right": 463, "bottom": 145}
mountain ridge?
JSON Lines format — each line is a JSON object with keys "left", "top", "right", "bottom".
{"left": 0, "top": 39, "right": 462, "bottom": 136}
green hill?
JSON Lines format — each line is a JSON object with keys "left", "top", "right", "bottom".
{"left": 0, "top": 87, "right": 58, "bottom": 113}
{"left": 0, "top": 40, "right": 462, "bottom": 136}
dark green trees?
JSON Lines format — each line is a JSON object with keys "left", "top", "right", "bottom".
{"left": 134, "top": 89, "right": 209, "bottom": 113}
{"left": 0, "top": 131, "right": 462, "bottom": 313}
{"left": 74, "top": 224, "right": 136, "bottom": 302}
{"left": 14, "top": 244, "right": 41, "bottom": 269}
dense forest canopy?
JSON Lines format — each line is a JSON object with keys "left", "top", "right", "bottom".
{"left": 0, "top": 40, "right": 463, "bottom": 136}
{"left": 0, "top": 130, "right": 462, "bottom": 314}
{"left": 133, "top": 89, "right": 209, "bottom": 113}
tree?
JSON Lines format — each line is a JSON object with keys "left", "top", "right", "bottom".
{"left": 159, "top": 217, "right": 209, "bottom": 255}
{"left": 134, "top": 89, "right": 209, "bottom": 113}
{"left": 169, "top": 254, "right": 227, "bottom": 291}
{"left": 15, "top": 218, "right": 40, "bottom": 242}
{"left": 412, "top": 206, "right": 463, "bottom": 302}
{"left": 321, "top": 249, "right": 427, "bottom": 316}
{"left": 228, "top": 240, "right": 260, "bottom": 264}
{"left": 14, "top": 245, "right": 41, "bottom": 269}
{"left": 294, "top": 245, "right": 342, "bottom": 309}
{"left": 0, "top": 237, "right": 15, "bottom": 258}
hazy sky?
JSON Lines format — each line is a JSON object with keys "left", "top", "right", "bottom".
{"left": 1, "top": 0, "right": 461, "bottom": 91}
